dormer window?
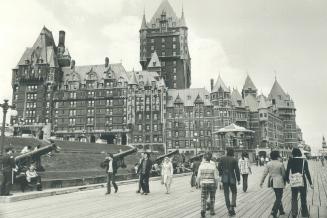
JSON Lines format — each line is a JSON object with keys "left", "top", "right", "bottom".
{"left": 25, "top": 60, "right": 30, "bottom": 65}
{"left": 187, "top": 95, "right": 191, "bottom": 100}
{"left": 153, "top": 61, "right": 156, "bottom": 66}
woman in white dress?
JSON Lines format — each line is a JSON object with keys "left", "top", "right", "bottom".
{"left": 161, "top": 157, "right": 173, "bottom": 194}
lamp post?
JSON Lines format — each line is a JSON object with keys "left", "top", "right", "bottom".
{"left": 193, "top": 132, "right": 198, "bottom": 155}
{"left": 0, "top": 99, "right": 16, "bottom": 156}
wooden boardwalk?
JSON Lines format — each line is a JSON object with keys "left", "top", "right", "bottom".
{"left": 0, "top": 160, "right": 326, "bottom": 218}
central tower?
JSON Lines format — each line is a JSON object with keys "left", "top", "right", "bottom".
{"left": 139, "top": 0, "right": 191, "bottom": 89}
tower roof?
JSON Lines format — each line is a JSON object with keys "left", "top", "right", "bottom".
{"left": 212, "top": 75, "right": 229, "bottom": 92}
{"left": 147, "top": 51, "right": 161, "bottom": 68}
{"left": 243, "top": 75, "right": 257, "bottom": 91}
{"left": 180, "top": 7, "right": 187, "bottom": 27}
{"left": 269, "top": 79, "right": 287, "bottom": 99}
{"left": 16, "top": 26, "right": 58, "bottom": 68}
{"left": 149, "top": 0, "right": 186, "bottom": 28}
{"left": 140, "top": 13, "right": 148, "bottom": 30}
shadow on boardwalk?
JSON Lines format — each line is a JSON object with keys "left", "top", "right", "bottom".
{"left": 1, "top": 160, "right": 326, "bottom": 218}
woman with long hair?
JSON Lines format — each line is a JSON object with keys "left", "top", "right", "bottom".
{"left": 286, "top": 148, "right": 313, "bottom": 218}
{"left": 161, "top": 157, "right": 173, "bottom": 194}
{"left": 259, "top": 150, "right": 286, "bottom": 218}
{"left": 238, "top": 152, "right": 251, "bottom": 192}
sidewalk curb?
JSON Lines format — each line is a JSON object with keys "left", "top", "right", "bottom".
{"left": 0, "top": 173, "right": 191, "bottom": 203}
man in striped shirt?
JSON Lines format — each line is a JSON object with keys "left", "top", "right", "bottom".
{"left": 196, "top": 152, "right": 219, "bottom": 218}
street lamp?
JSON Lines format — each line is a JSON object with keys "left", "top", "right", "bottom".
{"left": 193, "top": 132, "right": 198, "bottom": 155}
{"left": 0, "top": 99, "right": 17, "bottom": 156}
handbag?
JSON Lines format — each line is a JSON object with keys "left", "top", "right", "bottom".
{"left": 289, "top": 159, "right": 305, "bottom": 187}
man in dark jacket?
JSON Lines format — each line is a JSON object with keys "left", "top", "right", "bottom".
{"left": 0, "top": 147, "right": 15, "bottom": 196}
{"left": 137, "top": 152, "right": 152, "bottom": 195}
{"left": 218, "top": 147, "right": 240, "bottom": 216}
{"left": 103, "top": 153, "right": 118, "bottom": 195}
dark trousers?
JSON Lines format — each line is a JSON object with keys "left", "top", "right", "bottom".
{"left": 106, "top": 172, "right": 118, "bottom": 193}
{"left": 272, "top": 188, "right": 284, "bottom": 215}
{"left": 223, "top": 183, "right": 237, "bottom": 209}
{"left": 0, "top": 171, "right": 12, "bottom": 196}
{"left": 140, "top": 173, "right": 150, "bottom": 193}
{"left": 137, "top": 175, "right": 142, "bottom": 191}
{"left": 242, "top": 174, "right": 248, "bottom": 192}
{"left": 201, "top": 183, "right": 216, "bottom": 212}
{"left": 291, "top": 186, "right": 309, "bottom": 216}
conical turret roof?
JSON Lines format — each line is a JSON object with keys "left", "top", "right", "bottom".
{"left": 212, "top": 75, "right": 229, "bottom": 92}
{"left": 174, "top": 94, "right": 184, "bottom": 104}
{"left": 269, "top": 79, "right": 287, "bottom": 99}
{"left": 243, "top": 75, "right": 257, "bottom": 91}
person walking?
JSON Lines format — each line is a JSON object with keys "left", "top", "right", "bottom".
{"left": 135, "top": 153, "right": 144, "bottom": 193}
{"left": 286, "top": 148, "right": 313, "bottom": 218}
{"left": 137, "top": 152, "right": 152, "bottom": 195}
{"left": 0, "top": 147, "right": 15, "bottom": 196}
{"left": 190, "top": 158, "right": 200, "bottom": 191}
{"left": 259, "top": 150, "right": 286, "bottom": 218}
{"left": 196, "top": 152, "right": 218, "bottom": 218}
{"left": 103, "top": 153, "right": 118, "bottom": 195}
{"left": 161, "top": 157, "right": 173, "bottom": 194}
{"left": 238, "top": 152, "right": 251, "bottom": 192}
{"left": 218, "top": 147, "right": 240, "bottom": 216}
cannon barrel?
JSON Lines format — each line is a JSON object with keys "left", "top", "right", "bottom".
{"left": 15, "top": 144, "right": 57, "bottom": 163}
{"left": 113, "top": 147, "right": 137, "bottom": 160}
{"left": 154, "top": 150, "right": 179, "bottom": 164}
{"left": 189, "top": 153, "right": 205, "bottom": 162}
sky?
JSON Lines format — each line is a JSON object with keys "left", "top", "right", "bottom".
{"left": 0, "top": 0, "right": 326, "bottom": 152}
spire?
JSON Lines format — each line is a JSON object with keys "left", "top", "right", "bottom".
{"left": 140, "top": 11, "right": 147, "bottom": 30}
{"left": 180, "top": 1, "right": 187, "bottom": 27}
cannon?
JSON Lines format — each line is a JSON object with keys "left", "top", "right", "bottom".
{"left": 154, "top": 150, "right": 179, "bottom": 164}
{"left": 100, "top": 147, "right": 137, "bottom": 169}
{"left": 13, "top": 141, "right": 59, "bottom": 192}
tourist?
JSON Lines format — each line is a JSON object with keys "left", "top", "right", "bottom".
{"left": 103, "top": 153, "right": 118, "bottom": 195}
{"left": 0, "top": 147, "right": 15, "bottom": 196}
{"left": 218, "top": 147, "right": 240, "bottom": 216}
{"left": 26, "top": 164, "right": 42, "bottom": 191}
{"left": 321, "top": 156, "right": 325, "bottom": 166}
{"left": 259, "top": 150, "right": 286, "bottom": 218}
{"left": 238, "top": 151, "right": 251, "bottom": 192}
{"left": 196, "top": 152, "right": 218, "bottom": 218}
{"left": 161, "top": 157, "right": 173, "bottom": 194}
{"left": 137, "top": 152, "right": 152, "bottom": 195}
{"left": 260, "top": 156, "right": 265, "bottom": 166}
{"left": 135, "top": 154, "right": 144, "bottom": 193}
{"left": 286, "top": 148, "right": 313, "bottom": 218}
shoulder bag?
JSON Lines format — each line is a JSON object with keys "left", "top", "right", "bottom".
{"left": 289, "top": 159, "right": 305, "bottom": 187}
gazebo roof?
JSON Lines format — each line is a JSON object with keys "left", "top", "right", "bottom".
{"left": 215, "top": 123, "right": 254, "bottom": 134}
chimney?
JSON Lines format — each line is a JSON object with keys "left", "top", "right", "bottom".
{"left": 71, "top": 60, "right": 75, "bottom": 69}
{"left": 105, "top": 57, "right": 109, "bottom": 67}
{"left": 58, "top": 30, "right": 65, "bottom": 47}
{"left": 210, "top": 78, "right": 214, "bottom": 91}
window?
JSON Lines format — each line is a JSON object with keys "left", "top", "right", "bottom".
{"left": 88, "top": 100, "right": 94, "bottom": 107}
{"left": 146, "top": 114, "right": 150, "bottom": 120}
{"left": 173, "top": 37, "right": 176, "bottom": 42}
{"left": 161, "top": 61, "right": 165, "bottom": 66}
{"left": 173, "top": 68, "right": 176, "bottom": 73}
{"left": 162, "top": 51, "right": 165, "bottom": 56}
{"left": 162, "top": 38, "right": 165, "bottom": 43}
{"left": 173, "top": 82, "right": 176, "bottom": 88}
{"left": 173, "top": 75, "right": 176, "bottom": 80}
{"left": 138, "top": 125, "right": 142, "bottom": 131}
{"left": 154, "top": 114, "right": 158, "bottom": 120}
{"left": 154, "top": 125, "right": 158, "bottom": 131}
{"left": 151, "top": 46, "right": 154, "bottom": 51}
{"left": 173, "top": 52, "right": 176, "bottom": 56}
{"left": 151, "top": 38, "right": 154, "bottom": 43}
{"left": 138, "top": 114, "right": 142, "bottom": 120}
{"left": 173, "top": 61, "right": 176, "bottom": 65}
{"left": 173, "top": 44, "right": 176, "bottom": 49}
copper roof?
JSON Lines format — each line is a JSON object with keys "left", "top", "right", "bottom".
{"left": 167, "top": 88, "right": 211, "bottom": 107}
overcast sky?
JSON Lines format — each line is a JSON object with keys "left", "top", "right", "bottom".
{"left": 0, "top": 0, "right": 326, "bottom": 152}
